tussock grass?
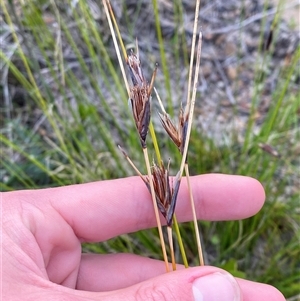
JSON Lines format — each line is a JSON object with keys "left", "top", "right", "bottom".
{"left": 1, "top": 0, "right": 299, "bottom": 298}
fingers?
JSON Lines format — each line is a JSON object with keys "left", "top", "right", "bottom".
{"left": 75, "top": 264, "right": 285, "bottom": 301}
{"left": 237, "top": 278, "right": 285, "bottom": 301}
{"left": 110, "top": 267, "right": 241, "bottom": 301}
{"left": 13, "top": 263, "right": 284, "bottom": 301}
{"left": 19, "top": 174, "right": 265, "bottom": 242}
{"left": 76, "top": 253, "right": 176, "bottom": 291}
{"left": 76, "top": 254, "right": 284, "bottom": 301}
{"left": 58, "top": 266, "right": 241, "bottom": 301}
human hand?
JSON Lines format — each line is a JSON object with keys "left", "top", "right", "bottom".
{"left": 2, "top": 174, "right": 285, "bottom": 301}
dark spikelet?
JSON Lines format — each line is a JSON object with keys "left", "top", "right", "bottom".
{"left": 127, "top": 45, "right": 155, "bottom": 148}
{"left": 159, "top": 113, "right": 181, "bottom": 148}
{"left": 130, "top": 86, "right": 151, "bottom": 148}
{"left": 159, "top": 107, "right": 187, "bottom": 155}
{"left": 167, "top": 178, "right": 180, "bottom": 226}
{"left": 146, "top": 161, "right": 180, "bottom": 226}
{"left": 127, "top": 50, "right": 145, "bottom": 87}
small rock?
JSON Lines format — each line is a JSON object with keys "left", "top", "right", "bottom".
{"left": 226, "top": 65, "right": 238, "bottom": 80}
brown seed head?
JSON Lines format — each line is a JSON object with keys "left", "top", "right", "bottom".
{"left": 159, "top": 107, "right": 188, "bottom": 155}
{"left": 127, "top": 50, "right": 145, "bottom": 87}
{"left": 130, "top": 86, "right": 150, "bottom": 148}
{"left": 147, "top": 161, "right": 180, "bottom": 226}
{"left": 127, "top": 45, "right": 157, "bottom": 148}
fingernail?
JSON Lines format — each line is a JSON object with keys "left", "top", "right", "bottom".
{"left": 192, "top": 272, "right": 241, "bottom": 301}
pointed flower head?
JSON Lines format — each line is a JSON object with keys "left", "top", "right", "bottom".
{"left": 159, "top": 106, "right": 188, "bottom": 155}
{"left": 147, "top": 161, "right": 180, "bottom": 226}
{"left": 127, "top": 46, "right": 155, "bottom": 148}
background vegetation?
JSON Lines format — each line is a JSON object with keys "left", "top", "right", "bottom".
{"left": 1, "top": 0, "right": 299, "bottom": 299}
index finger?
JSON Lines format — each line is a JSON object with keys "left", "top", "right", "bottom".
{"left": 33, "top": 174, "right": 265, "bottom": 242}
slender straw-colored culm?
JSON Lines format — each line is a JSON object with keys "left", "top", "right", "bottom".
{"left": 102, "top": 0, "right": 170, "bottom": 272}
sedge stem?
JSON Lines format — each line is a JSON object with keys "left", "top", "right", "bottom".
{"left": 185, "top": 163, "right": 204, "bottom": 266}
{"left": 173, "top": 214, "right": 189, "bottom": 268}
{"left": 167, "top": 226, "right": 176, "bottom": 271}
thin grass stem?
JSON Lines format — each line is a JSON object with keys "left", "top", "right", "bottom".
{"left": 167, "top": 226, "right": 176, "bottom": 271}
{"left": 154, "top": 87, "right": 167, "bottom": 114}
{"left": 178, "top": 32, "right": 202, "bottom": 180}
{"left": 149, "top": 122, "right": 162, "bottom": 164}
{"left": 173, "top": 214, "right": 189, "bottom": 268}
{"left": 102, "top": 0, "right": 130, "bottom": 96}
{"left": 118, "top": 146, "right": 145, "bottom": 179}
{"left": 105, "top": 0, "right": 128, "bottom": 61}
{"left": 184, "top": 0, "right": 201, "bottom": 118}
{"left": 185, "top": 163, "right": 204, "bottom": 266}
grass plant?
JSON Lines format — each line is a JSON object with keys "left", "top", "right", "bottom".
{"left": 103, "top": 0, "right": 204, "bottom": 270}
{"left": 1, "top": 0, "right": 299, "bottom": 298}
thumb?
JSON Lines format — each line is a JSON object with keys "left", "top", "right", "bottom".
{"left": 108, "top": 266, "right": 241, "bottom": 301}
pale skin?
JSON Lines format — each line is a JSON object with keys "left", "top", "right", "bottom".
{"left": 2, "top": 174, "right": 285, "bottom": 301}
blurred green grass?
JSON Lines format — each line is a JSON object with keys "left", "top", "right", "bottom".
{"left": 1, "top": 0, "right": 299, "bottom": 298}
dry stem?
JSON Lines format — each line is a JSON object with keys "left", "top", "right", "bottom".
{"left": 184, "top": 0, "right": 201, "bottom": 119}
{"left": 102, "top": 0, "right": 130, "bottom": 96}
{"left": 184, "top": 163, "right": 204, "bottom": 266}
{"left": 177, "top": 32, "right": 202, "bottom": 184}
{"left": 167, "top": 226, "right": 176, "bottom": 271}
